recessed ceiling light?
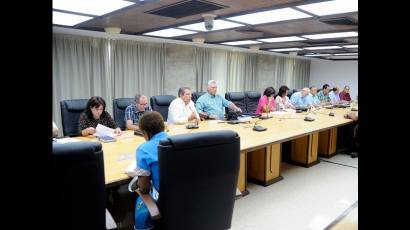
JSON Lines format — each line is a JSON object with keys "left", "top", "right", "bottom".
{"left": 179, "top": 19, "right": 244, "bottom": 32}
{"left": 305, "top": 54, "right": 331, "bottom": 57}
{"left": 220, "top": 40, "right": 262, "bottom": 45}
{"left": 270, "top": 48, "right": 303, "bottom": 52}
{"left": 302, "top": 31, "right": 358, "bottom": 40}
{"left": 144, "top": 28, "right": 197, "bottom": 37}
{"left": 53, "top": 0, "right": 134, "bottom": 16}
{"left": 296, "top": 0, "right": 358, "bottom": 16}
{"left": 304, "top": 46, "right": 342, "bottom": 50}
{"left": 53, "top": 11, "right": 93, "bottom": 26}
{"left": 258, "top": 36, "right": 306, "bottom": 43}
{"left": 226, "top": 7, "right": 312, "bottom": 25}
{"left": 334, "top": 53, "right": 358, "bottom": 56}
{"left": 343, "top": 44, "right": 358, "bottom": 48}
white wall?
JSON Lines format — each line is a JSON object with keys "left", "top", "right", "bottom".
{"left": 309, "top": 60, "right": 358, "bottom": 100}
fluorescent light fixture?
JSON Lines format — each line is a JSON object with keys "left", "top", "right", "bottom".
{"left": 302, "top": 31, "right": 358, "bottom": 39}
{"left": 270, "top": 48, "right": 303, "bottom": 52}
{"left": 53, "top": 11, "right": 93, "bottom": 26}
{"left": 220, "top": 40, "right": 262, "bottom": 46}
{"left": 179, "top": 19, "right": 244, "bottom": 31}
{"left": 328, "top": 56, "right": 358, "bottom": 59}
{"left": 53, "top": 0, "right": 134, "bottom": 16}
{"left": 304, "top": 46, "right": 342, "bottom": 50}
{"left": 343, "top": 44, "right": 358, "bottom": 48}
{"left": 144, "top": 28, "right": 197, "bottom": 37}
{"left": 334, "top": 53, "right": 358, "bottom": 56}
{"left": 258, "top": 36, "right": 306, "bottom": 43}
{"left": 305, "top": 54, "right": 331, "bottom": 57}
{"left": 226, "top": 7, "right": 312, "bottom": 25}
{"left": 296, "top": 0, "right": 358, "bottom": 16}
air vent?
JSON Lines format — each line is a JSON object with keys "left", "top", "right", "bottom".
{"left": 320, "top": 17, "right": 357, "bottom": 26}
{"left": 146, "top": 0, "right": 227, "bottom": 19}
{"left": 304, "top": 39, "right": 348, "bottom": 45}
{"left": 235, "top": 28, "right": 265, "bottom": 35}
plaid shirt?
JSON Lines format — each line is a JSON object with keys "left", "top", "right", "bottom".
{"left": 317, "top": 91, "right": 331, "bottom": 103}
{"left": 124, "top": 104, "right": 152, "bottom": 125}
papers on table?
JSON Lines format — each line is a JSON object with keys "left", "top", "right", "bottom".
{"left": 55, "top": 137, "right": 81, "bottom": 144}
{"left": 95, "top": 124, "right": 116, "bottom": 138}
{"left": 125, "top": 160, "right": 137, "bottom": 177}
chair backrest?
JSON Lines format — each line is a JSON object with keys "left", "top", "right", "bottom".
{"left": 52, "top": 141, "right": 106, "bottom": 229}
{"left": 157, "top": 130, "right": 240, "bottom": 230}
{"left": 60, "top": 99, "right": 88, "bottom": 137}
{"left": 245, "top": 91, "right": 261, "bottom": 113}
{"left": 225, "top": 92, "right": 247, "bottom": 114}
{"left": 287, "top": 89, "right": 298, "bottom": 98}
{"left": 113, "top": 98, "right": 134, "bottom": 130}
{"left": 150, "top": 95, "right": 176, "bottom": 121}
{"left": 192, "top": 91, "right": 206, "bottom": 104}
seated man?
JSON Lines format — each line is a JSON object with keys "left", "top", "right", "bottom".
{"left": 317, "top": 84, "right": 331, "bottom": 104}
{"left": 290, "top": 88, "right": 311, "bottom": 107}
{"left": 329, "top": 86, "right": 341, "bottom": 104}
{"left": 305, "top": 86, "right": 320, "bottom": 107}
{"left": 167, "top": 87, "right": 200, "bottom": 124}
{"left": 339, "top": 85, "right": 352, "bottom": 102}
{"left": 125, "top": 94, "right": 152, "bottom": 131}
{"left": 53, "top": 121, "right": 59, "bottom": 138}
{"left": 339, "top": 111, "right": 358, "bottom": 158}
{"left": 195, "top": 80, "right": 242, "bottom": 120}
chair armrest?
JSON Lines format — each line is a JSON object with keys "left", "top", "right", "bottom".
{"left": 136, "top": 190, "right": 161, "bottom": 220}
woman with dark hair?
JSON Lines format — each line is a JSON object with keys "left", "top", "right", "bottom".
{"left": 133, "top": 111, "right": 168, "bottom": 230}
{"left": 256, "top": 87, "right": 276, "bottom": 114}
{"left": 78, "top": 96, "right": 121, "bottom": 136}
{"left": 275, "top": 85, "right": 294, "bottom": 110}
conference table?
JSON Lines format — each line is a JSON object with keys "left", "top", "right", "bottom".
{"left": 75, "top": 106, "right": 357, "bottom": 195}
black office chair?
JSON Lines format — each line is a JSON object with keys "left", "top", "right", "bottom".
{"left": 225, "top": 92, "right": 247, "bottom": 114}
{"left": 60, "top": 99, "right": 88, "bottom": 137}
{"left": 150, "top": 95, "right": 176, "bottom": 121}
{"left": 287, "top": 89, "right": 298, "bottom": 98}
{"left": 245, "top": 91, "right": 261, "bottom": 114}
{"left": 192, "top": 91, "right": 206, "bottom": 104}
{"left": 52, "top": 141, "right": 106, "bottom": 229}
{"left": 113, "top": 98, "right": 134, "bottom": 130}
{"left": 137, "top": 130, "right": 240, "bottom": 230}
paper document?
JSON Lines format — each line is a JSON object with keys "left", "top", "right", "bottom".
{"left": 125, "top": 160, "right": 137, "bottom": 177}
{"left": 95, "top": 124, "right": 116, "bottom": 137}
{"left": 55, "top": 137, "right": 81, "bottom": 144}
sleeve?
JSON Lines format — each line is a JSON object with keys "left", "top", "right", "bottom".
{"left": 290, "top": 94, "right": 298, "bottom": 105}
{"left": 124, "top": 106, "right": 132, "bottom": 122}
{"left": 195, "top": 97, "right": 205, "bottom": 113}
{"left": 257, "top": 96, "right": 266, "bottom": 112}
{"left": 78, "top": 113, "right": 88, "bottom": 131}
{"left": 222, "top": 96, "right": 232, "bottom": 108}
{"left": 169, "top": 101, "right": 188, "bottom": 124}
{"left": 135, "top": 147, "right": 151, "bottom": 176}
{"left": 270, "top": 98, "right": 276, "bottom": 111}
{"left": 105, "top": 112, "right": 118, "bottom": 129}
{"left": 275, "top": 96, "right": 282, "bottom": 107}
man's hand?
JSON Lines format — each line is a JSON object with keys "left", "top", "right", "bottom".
{"left": 188, "top": 112, "right": 197, "bottom": 121}
{"left": 235, "top": 107, "right": 242, "bottom": 113}
{"left": 208, "top": 115, "right": 218, "bottom": 120}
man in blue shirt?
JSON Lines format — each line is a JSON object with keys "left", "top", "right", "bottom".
{"left": 125, "top": 94, "right": 152, "bottom": 131}
{"left": 290, "top": 88, "right": 311, "bottom": 106}
{"left": 305, "top": 86, "right": 320, "bottom": 106}
{"left": 196, "top": 80, "right": 242, "bottom": 119}
{"left": 329, "top": 87, "right": 341, "bottom": 104}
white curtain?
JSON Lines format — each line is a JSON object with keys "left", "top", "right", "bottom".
{"left": 111, "top": 39, "right": 165, "bottom": 99}
{"left": 52, "top": 34, "right": 110, "bottom": 136}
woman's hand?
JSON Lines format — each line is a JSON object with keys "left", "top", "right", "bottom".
{"left": 114, "top": 128, "right": 122, "bottom": 135}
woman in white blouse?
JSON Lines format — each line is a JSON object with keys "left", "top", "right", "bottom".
{"left": 275, "top": 85, "right": 294, "bottom": 110}
{"left": 167, "top": 87, "right": 200, "bottom": 125}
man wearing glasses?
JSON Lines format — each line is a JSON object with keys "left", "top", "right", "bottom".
{"left": 125, "top": 94, "right": 152, "bottom": 131}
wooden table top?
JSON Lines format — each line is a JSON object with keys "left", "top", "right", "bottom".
{"left": 75, "top": 107, "right": 356, "bottom": 186}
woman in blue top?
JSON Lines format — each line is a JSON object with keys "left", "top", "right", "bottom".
{"left": 134, "top": 111, "right": 168, "bottom": 230}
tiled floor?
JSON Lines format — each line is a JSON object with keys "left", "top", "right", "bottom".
{"left": 230, "top": 154, "right": 358, "bottom": 230}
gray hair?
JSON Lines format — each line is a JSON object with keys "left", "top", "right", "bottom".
{"left": 178, "top": 87, "right": 192, "bottom": 97}
{"left": 134, "top": 94, "right": 147, "bottom": 103}
{"left": 208, "top": 80, "right": 217, "bottom": 87}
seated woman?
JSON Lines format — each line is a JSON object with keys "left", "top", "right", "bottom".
{"left": 134, "top": 111, "right": 168, "bottom": 230}
{"left": 78, "top": 96, "right": 121, "bottom": 136}
{"left": 275, "top": 85, "right": 294, "bottom": 110}
{"left": 256, "top": 87, "right": 276, "bottom": 114}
